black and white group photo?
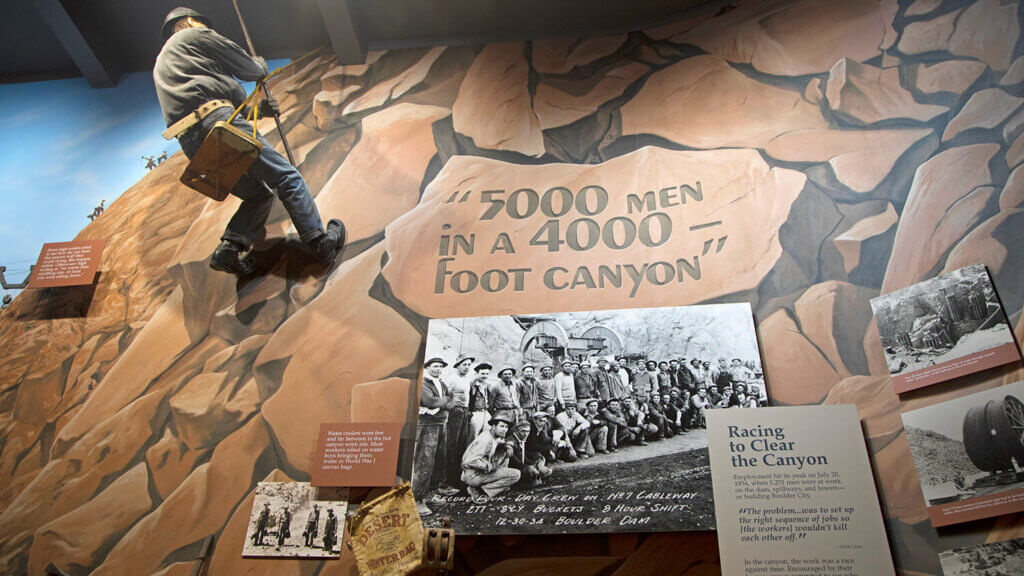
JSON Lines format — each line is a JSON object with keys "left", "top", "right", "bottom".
{"left": 939, "top": 537, "right": 1024, "bottom": 576}
{"left": 411, "top": 304, "right": 768, "bottom": 534}
{"left": 901, "top": 381, "right": 1024, "bottom": 510}
{"left": 242, "top": 482, "right": 349, "bottom": 558}
{"left": 870, "top": 263, "right": 1017, "bottom": 383}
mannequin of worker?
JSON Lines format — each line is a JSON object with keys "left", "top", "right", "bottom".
{"left": 154, "top": 7, "right": 344, "bottom": 276}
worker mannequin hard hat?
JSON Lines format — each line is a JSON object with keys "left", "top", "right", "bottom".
{"left": 162, "top": 7, "right": 211, "bottom": 39}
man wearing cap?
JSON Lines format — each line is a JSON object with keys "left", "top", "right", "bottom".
{"left": 623, "top": 397, "right": 652, "bottom": 445}
{"left": 617, "top": 356, "right": 633, "bottom": 390}
{"left": 574, "top": 362, "right": 597, "bottom": 404}
{"left": 600, "top": 398, "right": 633, "bottom": 451}
{"left": 556, "top": 402, "right": 593, "bottom": 457}
{"left": 657, "top": 361, "right": 673, "bottom": 395}
{"left": 676, "top": 357, "right": 695, "bottom": 391}
{"left": 553, "top": 360, "right": 577, "bottom": 411}
{"left": 488, "top": 367, "right": 521, "bottom": 423}
{"left": 582, "top": 398, "right": 610, "bottom": 454}
{"left": 507, "top": 420, "right": 546, "bottom": 488}
{"left": 413, "top": 357, "right": 457, "bottom": 515}
{"left": 592, "top": 358, "right": 611, "bottom": 403}
{"left": 647, "top": 394, "right": 671, "bottom": 439}
{"left": 661, "top": 392, "right": 684, "bottom": 436}
{"left": 276, "top": 505, "right": 291, "bottom": 547}
{"left": 749, "top": 383, "right": 766, "bottom": 407}
{"left": 606, "top": 359, "right": 629, "bottom": 401}
{"left": 633, "top": 360, "right": 658, "bottom": 406}
{"left": 461, "top": 412, "right": 521, "bottom": 503}
{"left": 535, "top": 365, "right": 558, "bottom": 414}
{"left": 515, "top": 365, "right": 539, "bottom": 421}
{"left": 667, "top": 359, "right": 681, "bottom": 389}
{"left": 253, "top": 501, "right": 271, "bottom": 546}
{"left": 527, "top": 410, "right": 576, "bottom": 463}
{"left": 691, "top": 386, "right": 710, "bottom": 428}
{"left": 154, "top": 8, "right": 345, "bottom": 276}
{"left": 711, "top": 358, "right": 734, "bottom": 394}
{"left": 468, "top": 363, "right": 493, "bottom": 438}
{"left": 444, "top": 354, "right": 475, "bottom": 494}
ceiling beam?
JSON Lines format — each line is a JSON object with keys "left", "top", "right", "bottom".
{"left": 316, "top": 0, "right": 367, "bottom": 65}
{"left": 32, "top": 0, "right": 119, "bottom": 88}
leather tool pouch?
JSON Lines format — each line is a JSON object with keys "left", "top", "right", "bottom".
{"left": 180, "top": 121, "right": 262, "bottom": 201}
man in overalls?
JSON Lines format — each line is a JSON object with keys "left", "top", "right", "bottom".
{"left": 154, "top": 7, "right": 344, "bottom": 276}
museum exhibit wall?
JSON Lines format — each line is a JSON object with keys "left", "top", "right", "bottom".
{"left": 1, "top": 0, "right": 1023, "bottom": 574}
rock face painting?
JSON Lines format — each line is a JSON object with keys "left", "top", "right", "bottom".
{"left": 0, "top": 1, "right": 1022, "bottom": 574}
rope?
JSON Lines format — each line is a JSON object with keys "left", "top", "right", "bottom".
{"left": 224, "top": 46, "right": 323, "bottom": 135}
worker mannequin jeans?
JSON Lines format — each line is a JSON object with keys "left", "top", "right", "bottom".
{"left": 179, "top": 106, "right": 325, "bottom": 249}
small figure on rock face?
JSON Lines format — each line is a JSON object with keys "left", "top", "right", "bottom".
{"left": 1, "top": 294, "right": 11, "bottom": 309}
{"left": 143, "top": 155, "right": 158, "bottom": 170}
{"left": 87, "top": 200, "right": 106, "bottom": 222}
{"left": 154, "top": 7, "right": 346, "bottom": 277}
{"left": 157, "top": 151, "right": 168, "bottom": 164}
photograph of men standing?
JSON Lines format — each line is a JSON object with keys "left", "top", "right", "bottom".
{"left": 413, "top": 357, "right": 456, "bottom": 516}
{"left": 154, "top": 7, "right": 345, "bottom": 276}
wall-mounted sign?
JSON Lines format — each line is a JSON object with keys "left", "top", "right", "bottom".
{"left": 870, "top": 263, "right": 1020, "bottom": 394}
{"left": 26, "top": 239, "right": 106, "bottom": 289}
{"left": 312, "top": 422, "right": 402, "bottom": 487}
{"left": 707, "top": 405, "right": 895, "bottom": 576}
{"left": 902, "top": 380, "right": 1024, "bottom": 527}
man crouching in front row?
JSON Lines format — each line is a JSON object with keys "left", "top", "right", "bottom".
{"left": 461, "top": 412, "right": 521, "bottom": 503}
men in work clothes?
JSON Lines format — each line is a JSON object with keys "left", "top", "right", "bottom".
{"left": 154, "top": 8, "right": 344, "bottom": 276}
{"left": 303, "top": 504, "right": 320, "bottom": 547}
{"left": 507, "top": 419, "right": 545, "bottom": 488}
{"left": 535, "top": 365, "right": 558, "bottom": 414}
{"left": 444, "top": 354, "right": 475, "bottom": 493}
{"left": 461, "top": 412, "right": 521, "bottom": 503}
{"left": 606, "top": 358, "right": 629, "bottom": 401}
{"left": 322, "top": 509, "right": 338, "bottom": 552}
{"left": 582, "top": 398, "right": 610, "bottom": 454}
{"left": 488, "top": 367, "right": 520, "bottom": 424}
{"left": 600, "top": 398, "right": 633, "bottom": 450}
{"left": 556, "top": 401, "right": 593, "bottom": 457}
{"left": 554, "top": 360, "right": 577, "bottom": 411}
{"left": 413, "top": 357, "right": 456, "bottom": 516}
{"left": 253, "top": 501, "right": 271, "bottom": 546}
{"left": 575, "top": 361, "right": 597, "bottom": 404}
{"left": 633, "top": 360, "right": 659, "bottom": 407}
{"left": 592, "top": 358, "right": 611, "bottom": 403}
{"left": 276, "top": 506, "right": 291, "bottom": 547}
{"left": 468, "top": 362, "right": 493, "bottom": 438}
{"left": 515, "top": 365, "right": 539, "bottom": 421}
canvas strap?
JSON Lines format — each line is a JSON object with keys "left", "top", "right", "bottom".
{"left": 161, "top": 99, "right": 235, "bottom": 140}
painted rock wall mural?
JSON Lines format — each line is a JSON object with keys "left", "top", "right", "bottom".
{"left": 1, "top": 0, "right": 1024, "bottom": 574}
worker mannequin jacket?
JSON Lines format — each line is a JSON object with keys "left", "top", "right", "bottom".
{"left": 154, "top": 27, "right": 268, "bottom": 128}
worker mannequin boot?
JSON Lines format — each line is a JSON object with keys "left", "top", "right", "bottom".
{"left": 209, "top": 239, "right": 256, "bottom": 276}
{"left": 310, "top": 219, "right": 345, "bottom": 264}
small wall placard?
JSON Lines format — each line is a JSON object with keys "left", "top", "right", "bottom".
{"left": 27, "top": 239, "right": 105, "bottom": 288}
{"left": 311, "top": 422, "right": 402, "bottom": 487}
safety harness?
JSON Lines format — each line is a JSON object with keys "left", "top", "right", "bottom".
{"left": 166, "top": 55, "right": 308, "bottom": 201}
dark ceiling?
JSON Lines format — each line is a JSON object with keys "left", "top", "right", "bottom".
{"left": 1, "top": 0, "right": 717, "bottom": 87}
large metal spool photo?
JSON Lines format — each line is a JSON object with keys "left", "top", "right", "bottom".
{"left": 962, "top": 395, "right": 1024, "bottom": 473}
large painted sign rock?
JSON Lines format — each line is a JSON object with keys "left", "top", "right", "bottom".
{"left": 382, "top": 147, "right": 806, "bottom": 318}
